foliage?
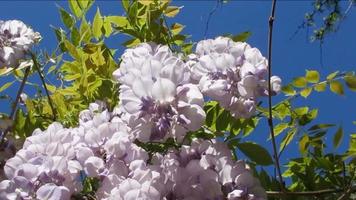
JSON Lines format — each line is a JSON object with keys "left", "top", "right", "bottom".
{"left": 0, "top": 0, "right": 355, "bottom": 199}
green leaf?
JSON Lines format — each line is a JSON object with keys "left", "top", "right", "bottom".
{"left": 0, "top": 81, "right": 15, "bottom": 92}
{"left": 344, "top": 75, "right": 356, "bottom": 91}
{"left": 103, "top": 18, "right": 113, "bottom": 37}
{"left": 232, "top": 31, "right": 251, "bottom": 42}
{"left": 106, "top": 16, "right": 129, "bottom": 27}
{"left": 273, "top": 123, "right": 289, "bottom": 137}
{"left": 171, "top": 23, "right": 184, "bottom": 35}
{"left": 282, "top": 85, "right": 296, "bottom": 96}
{"left": 300, "top": 87, "right": 312, "bottom": 98}
{"left": 330, "top": 80, "right": 344, "bottom": 95}
{"left": 237, "top": 142, "right": 273, "bottom": 166}
{"left": 305, "top": 70, "right": 320, "bottom": 83}
{"left": 93, "top": 8, "right": 103, "bottom": 39}
{"left": 59, "top": 7, "right": 75, "bottom": 29}
{"left": 123, "top": 38, "right": 141, "bottom": 47}
{"left": 164, "top": 6, "right": 180, "bottom": 17}
{"left": 333, "top": 126, "right": 343, "bottom": 149}
{"left": 292, "top": 77, "right": 307, "bottom": 88}
{"left": 47, "top": 65, "right": 56, "bottom": 75}
{"left": 280, "top": 128, "right": 297, "bottom": 152}
{"left": 308, "top": 124, "right": 335, "bottom": 131}
{"left": 327, "top": 71, "right": 339, "bottom": 80}
{"left": 63, "top": 40, "right": 81, "bottom": 60}
{"left": 299, "top": 134, "right": 309, "bottom": 154}
{"left": 71, "top": 27, "right": 80, "bottom": 46}
{"left": 122, "top": 0, "right": 130, "bottom": 12}
{"left": 314, "top": 82, "right": 327, "bottom": 92}
{"left": 69, "top": 0, "right": 83, "bottom": 18}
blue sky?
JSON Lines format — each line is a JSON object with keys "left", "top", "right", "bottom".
{"left": 1, "top": 1, "right": 356, "bottom": 172}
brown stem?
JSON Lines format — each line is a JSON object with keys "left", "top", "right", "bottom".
{"left": 31, "top": 53, "right": 57, "bottom": 121}
{"left": 267, "top": 186, "right": 356, "bottom": 197}
{"left": 0, "top": 66, "right": 31, "bottom": 146}
{"left": 267, "top": 0, "right": 285, "bottom": 193}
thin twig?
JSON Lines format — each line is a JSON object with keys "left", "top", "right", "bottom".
{"left": 204, "top": 0, "right": 221, "bottom": 39}
{"left": 0, "top": 66, "right": 31, "bottom": 146}
{"left": 267, "top": 0, "right": 285, "bottom": 192}
{"left": 267, "top": 185, "right": 356, "bottom": 197}
{"left": 31, "top": 53, "right": 57, "bottom": 121}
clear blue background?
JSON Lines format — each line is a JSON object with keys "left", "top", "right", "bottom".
{"left": 1, "top": 1, "right": 356, "bottom": 177}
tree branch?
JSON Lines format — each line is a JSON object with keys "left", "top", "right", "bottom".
{"left": 0, "top": 66, "right": 31, "bottom": 146}
{"left": 267, "top": 0, "right": 285, "bottom": 192}
{"left": 31, "top": 53, "right": 57, "bottom": 121}
{"left": 266, "top": 185, "right": 356, "bottom": 197}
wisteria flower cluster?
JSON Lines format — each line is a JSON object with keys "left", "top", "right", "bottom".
{"left": 0, "top": 36, "right": 279, "bottom": 199}
{"left": 153, "top": 139, "right": 267, "bottom": 200}
{"left": 0, "top": 20, "right": 41, "bottom": 68}
{"left": 113, "top": 43, "right": 206, "bottom": 143}
{"left": 189, "top": 37, "right": 281, "bottom": 118}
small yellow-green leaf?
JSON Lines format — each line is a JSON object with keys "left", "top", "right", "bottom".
{"left": 106, "top": 16, "right": 129, "bottom": 27}
{"left": 92, "top": 8, "right": 103, "bottom": 39}
{"left": 63, "top": 40, "right": 81, "bottom": 60}
{"left": 292, "top": 77, "right": 307, "bottom": 88}
{"left": 0, "top": 81, "right": 15, "bottom": 92}
{"left": 231, "top": 31, "right": 251, "bottom": 42}
{"left": 344, "top": 75, "right": 356, "bottom": 91}
{"left": 171, "top": 23, "right": 184, "bottom": 35}
{"left": 103, "top": 18, "right": 113, "bottom": 37}
{"left": 46, "top": 84, "right": 57, "bottom": 93}
{"left": 164, "top": 6, "right": 180, "bottom": 17}
{"left": 280, "top": 128, "right": 297, "bottom": 152}
{"left": 314, "top": 82, "right": 327, "bottom": 92}
{"left": 305, "top": 70, "right": 320, "bottom": 83}
{"left": 330, "top": 80, "right": 344, "bottom": 95}
{"left": 123, "top": 38, "right": 140, "bottom": 47}
{"left": 300, "top": 87, "right": 312, "bottom": 98}
{"left": 47, "top": 65, "right": 56, "bottom": 74}
{"left": 327, "top": 71, "right": 339, "bottom": 80}
{"left": 69, "top": 0, "right": 83, "bottom": 18}
{"left": 59, "top": 7, "right": 75, "bottom": 29}
{"left": 299, "top": 134, "right": 309, "bottom": 154}
{"left": 273, "top": 123, "right": 289, "bottom": 137}
{"left": 138, "top": 0, "right": 152, "bottom": 5}
{"left": 333, "top": 126, "right": 343, "bottom": 149}
{"left": 282, "top": 85, "right": 296, "bottom": 96}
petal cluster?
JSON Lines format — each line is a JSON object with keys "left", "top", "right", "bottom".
{"left": 190, "top": 37, "right": 281, "bottom": 118}
{"left": 153, "top": 139, "right": 267, "bottom": 200}
{"left": 0, "top": 20, "right": 41, "bottom": 68}
{"left": 113, "top": 43, "right": 205, "bottom": 142}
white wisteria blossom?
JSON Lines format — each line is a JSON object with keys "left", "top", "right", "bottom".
{"left": 190, "top": 37, "right": 281, "bottom": 118}
{"left": 113, "top": 43, "right": 206, "bottom": 142}
{"left": 153, "top": 139, "right": 267, "bottom": 200}
{"left": 0, "top": 20, "right": 41, "bottom": 68}
{"left": 0, "top": 123, "right": 82, "bottom": 200}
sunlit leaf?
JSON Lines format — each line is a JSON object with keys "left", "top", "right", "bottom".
{"left": 292, "top": 77, "right": 307, "bottom": 88}
{"left": 69, "top": 0, "right": 83, "bottom": 18}
{"left": 327, "top": 71, "right": 339, "bottom": 80}
{"left": 300, "top": 87, "right": 312, "bottom": 98}
{"left": 232, "top": 31, "right": 251, "bottom": 42}
{"left": 344, "top": 75, "right": 356, "bottom": 91}
{"left": 59, "top": 7, "right": 75, "bottom": 29}
{"left": 93, "top": 8, "right": 103, "bottom": 39}
{"left": 305, "top": 70, "right": 320, "bottom": 83}
{"left": 0, "top": 81, "right": 15, "bottom": 92}
{"left": 314, "top": 82, "right": 327, "bottom": 92}
{"left": 330, "top": 80, "right": 344, "bottom": 95}
{"left": 282, "top": 85, "right": 296, "bottom": 96}
{"left": 164, "top": 6, "right": 180, "bottom": 17}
